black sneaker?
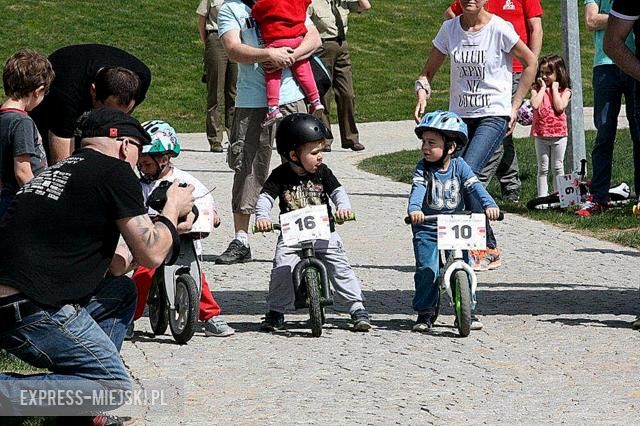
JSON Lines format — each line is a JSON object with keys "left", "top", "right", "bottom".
{"left": 261, "top": 310, "right": 285, "bottom": 331}
{"left": 412, "top": 314, "right": 433, "bottom": 332}
{"left": 216, "top": 239, "right": 252, "bottom": 264}
{"left": 124, "top": 322, "right": 134, "bottom": 340}
{"left": 502, "top": 190, "right": 520, "bottom": 203}
{"left": 350, "top": 309, "right": 371, "bottom": 331}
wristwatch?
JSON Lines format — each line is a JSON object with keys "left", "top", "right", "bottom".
{"left": 415, "top": 79, "right": 432, "bottom": 99}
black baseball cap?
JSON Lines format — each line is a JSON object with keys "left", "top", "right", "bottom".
{"left": 76, "top": 107, "right": 151, "bottom": 145}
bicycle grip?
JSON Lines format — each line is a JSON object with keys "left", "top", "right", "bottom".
{"left": 334, "top": 211, "right": 356, "bottom": 224}
{"left": 252, "top": 223, "right": 282, "bottom": 233}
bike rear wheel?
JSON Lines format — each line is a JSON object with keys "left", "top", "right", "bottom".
{"left": 304, "top": 267, "right": 323, "bottom": 337}
{"left": 169, "top": 274, "right": 199, "bottom": 344}
{"left": 148, "top": 274, "right": 169, "bottom": 336}
{"left": 452, "top": 270, "right": 472, "bottom": 337}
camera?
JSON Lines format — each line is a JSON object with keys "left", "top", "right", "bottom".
{"left": 147, "top": 181, "right": 199, "bottom": 220}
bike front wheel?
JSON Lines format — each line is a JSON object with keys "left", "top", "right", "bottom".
{"left": 451, "top": 270, "right": 472, "bottom": 337}
{"left": 148, "top": 274, "right": 169, "bottom": 336}
{"left": 304, "top": 267, "right": 323, "bottom": 337}
{"left": 169, "top": 274, "right": 199, "bottom": 344}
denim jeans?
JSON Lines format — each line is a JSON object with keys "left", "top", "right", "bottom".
{"left": 478, "top": 73, "right": 522, "bottom": 194}
{"left": 0, "top": 275, "right": 136, "bottom": 415}
{"left": 412, "top": 227, "right": 471, "bottom": 314}
{"left": 591, "top": 64, "right": 640, "bottom": 203}
{"left": 412, "top": 226, "right": 439, "bottom": 314}
{"left": 459, "top": 116, "right": 509, "bottom": 248}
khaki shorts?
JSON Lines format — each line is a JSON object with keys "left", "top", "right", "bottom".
{"left": 228, "top": 99, "right": 306, "bottom": 214}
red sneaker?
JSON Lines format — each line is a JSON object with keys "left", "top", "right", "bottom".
{"left": 576, "top": 199, "right": 607, "bottom": 217}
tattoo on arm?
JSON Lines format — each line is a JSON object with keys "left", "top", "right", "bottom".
{"left": 135, "top": 216, "right": 163, "bottom": 248}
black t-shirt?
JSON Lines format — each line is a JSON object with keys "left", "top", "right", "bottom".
{"left": 29, "top": 44, "right": 151, "bottom": 153}
{"left": 611, "top": 0, "right": 640, "bottom": 62}
{"left": 0, "top": 149, "right": 147, "bottom": 306}
{"left": 261, "top": 163, "right": 341, "bottom": 232}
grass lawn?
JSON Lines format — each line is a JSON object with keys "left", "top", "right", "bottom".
{"left": 0, "top": 352, "right": 53, "bottom": 425}
{"left": 0, "top": 0, "right": 593, "bottom": 131}
{"left": 359, "top": 129, "right": 640, "bottom": 249}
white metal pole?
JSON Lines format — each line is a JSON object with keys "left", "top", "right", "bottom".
{"left": 562, "top": 0, "right": 586, "bottom": 172}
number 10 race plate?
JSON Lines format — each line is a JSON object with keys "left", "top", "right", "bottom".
{"left": 280, "top": 205, "right": 331, "bottom": 245}
{"left": 437, "top": 214, "right": 486, "bottom": 250}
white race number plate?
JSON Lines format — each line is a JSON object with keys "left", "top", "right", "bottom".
{"left": 437, "top": 214, "right": 486, "bottom": 250}
{"left": 557, "top": 174, "right": 581, "bottom": 207}
{"left": 280, "top": 205, "right": 331, "bottom": 246}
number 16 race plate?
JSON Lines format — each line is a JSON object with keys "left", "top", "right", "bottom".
{"left": 437, "top": 214, "right": 486, "bottom": 250}
{"left": 280, "top": 205, "right": 331, "bottom": 246}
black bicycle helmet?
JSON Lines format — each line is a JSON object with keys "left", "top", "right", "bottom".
{"left": 275, "top": 113, "right": 328, "bottom": 159}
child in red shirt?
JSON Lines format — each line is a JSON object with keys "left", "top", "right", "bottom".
{"left": 252, "top": 0, "right": 324, "bottom": 127}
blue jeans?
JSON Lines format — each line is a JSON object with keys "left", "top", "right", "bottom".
{"left": 459, "top": 116, "right": 508, "bottom": 249}
{"left": 591, "top": 64, "right": 640, "bottom": 203}
{"left": 0, "top": 275, "right": 136, "bottom": 414}
{"left": 412, "top": 227, "right": 439, "bottom": 314}
{"left": 412, "top": 227, "right": 471, "bottom": 314}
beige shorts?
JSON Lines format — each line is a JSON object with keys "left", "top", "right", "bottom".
{"left": 228, "top": 99, "right": 306, "bottom": 214}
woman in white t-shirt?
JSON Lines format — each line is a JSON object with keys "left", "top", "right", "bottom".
{"left": 413, "top": 0, "right": 536, "bottom": 267}
{"left": 415, "top": 0, "right": 536, "bottom": 171}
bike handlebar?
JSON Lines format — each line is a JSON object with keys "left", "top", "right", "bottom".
{"left": 253, "top": 213, "right": 356, "bottom": 233}
{"left": 404, "top": 211, "right": 504, "bottom": 225}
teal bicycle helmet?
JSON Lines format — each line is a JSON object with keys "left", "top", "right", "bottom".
{"left": 141, "top": 120, "right": 181, "bottom": 157}
{"left": 415, "top": 110, "right": 468, "bottom": 149}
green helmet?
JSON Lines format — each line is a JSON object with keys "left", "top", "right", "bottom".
{"left": 141, "top": 120, "right": 181, "bottom": 157}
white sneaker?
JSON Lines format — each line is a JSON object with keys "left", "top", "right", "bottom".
{"left": 470, "top": 316, "right": 484, "bottom": 330}
{"left": 203, "top": 317, "right": 235, "bottom": 337}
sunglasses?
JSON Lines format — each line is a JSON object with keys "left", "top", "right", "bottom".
{"left": 116, "top": 137, "right": 142, "bottom": 149}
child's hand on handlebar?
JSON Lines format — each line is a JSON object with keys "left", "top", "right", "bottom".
{"left": 255, "top": 218, "right": 273, "bottom": 232}
{"left": 335, "top": 208, "right": 352, "bottom": 222}
{"left": 485, "top": 207, "right": 500, "bottom": 221}
{"left": 408, "top": 210, "right": 425, "bottom": 225}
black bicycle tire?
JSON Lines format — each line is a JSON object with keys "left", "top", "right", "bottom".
{"left": 148, "top": 274, "right": 169, "bottom": 336}
{"left": 452, "top": 270, "right": 472, "bottom": 337}
{"left": 526, "top": 194, "right": 561, "bottom": 210}
{"left": 304, "top": 267, "right": 323, "bottom": 337}
{"left": 169, "top": 274, "right": 199, "bottom": 344}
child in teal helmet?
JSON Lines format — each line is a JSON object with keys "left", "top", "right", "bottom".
{"left": 408, "top": 110, "right": 499, "bottom": 333}
{"left": 130, "top": 120, "right": 235, "bottom": 337}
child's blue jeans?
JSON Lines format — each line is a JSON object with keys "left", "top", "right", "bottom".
{"left": 412, "top": 225, "right": 473, "bottom": 316}
{"left": 412, "top": 226, "right": 439, "bottom": 314}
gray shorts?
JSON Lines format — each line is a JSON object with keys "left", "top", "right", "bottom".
{"left": 228, "top": 100, "right": 306, "bottom": 214}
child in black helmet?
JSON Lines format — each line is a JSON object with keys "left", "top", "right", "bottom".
{"left": 409, "top": 110, "right": 499, "bottom": 333}
{"left": 254, "top": 112, "right": 370, "bottom": 332}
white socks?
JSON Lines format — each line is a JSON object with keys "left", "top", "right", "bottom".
{"left": 235, "top": 231, "right": 249, "bottom": 247}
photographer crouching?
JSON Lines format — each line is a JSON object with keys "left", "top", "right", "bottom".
{"left": 0, "top": 108, "right": 194, "bottom": 419}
